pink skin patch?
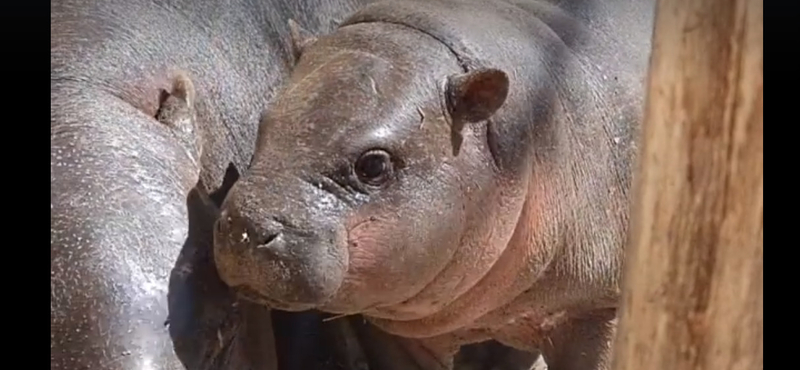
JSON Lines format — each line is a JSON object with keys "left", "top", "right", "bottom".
{"left": 368, "top": 184, "right": 524, "bottom": 321}
{"left": 344, "top": 217, "right": 395, "bottom": 293}
{"left": 356, "top": 176, "right": 558, "bottom": 339}
{"left": 323, "top": 211, "right": 436, "bottom": 314}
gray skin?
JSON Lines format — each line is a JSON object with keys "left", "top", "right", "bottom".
{"left": 169, "top": 178, "right": 535, "bottom": 370}
{"left": 51, "top": 0, "right": 377, "bottom": 368}
{"left": 213, "top": 0, "right": 655, "bottom": 369}
{"left": 51, "top": 0, "right": 523, "bottom": 368}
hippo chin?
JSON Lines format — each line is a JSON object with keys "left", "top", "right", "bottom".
{"left": 213, "top": 0, "right": 655, "bottom": 369}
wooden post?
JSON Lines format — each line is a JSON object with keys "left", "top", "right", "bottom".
{"left": 610, "top": 0, "right": 763, "bottom": 369}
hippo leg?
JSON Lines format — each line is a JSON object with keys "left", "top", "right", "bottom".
{"left": 533, "top": 309, "right": 617, "bottom": 370}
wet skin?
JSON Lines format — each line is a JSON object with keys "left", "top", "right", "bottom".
{"left": 51, "top": 0, "right": 533, "bottom": 368}
{"left": 213, "top": 0, "right": 655, "bottom": 369}
{"left": 51, "top": 0, "right": 376, "bottom": 368}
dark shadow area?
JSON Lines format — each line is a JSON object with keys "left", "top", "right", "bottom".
{"left": 209, "top": 163, "right": 242, "bottom": 206}
{"left": 167, "top": 166, "right": 264, "bottom": 369}
{"left": 271, "top": 310, "right": 330, "bottom": 370}
{"left": 455, "top": 341, "right": 541, "bottom": 370}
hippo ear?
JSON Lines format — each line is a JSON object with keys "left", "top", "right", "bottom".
{"left": 156, "top": 72, "right": 196, "bottom": 127}
{"left": 445, "top": 68, "right": 509, "bottom": 125}
{"left": 288, "top": 19, "right": 318, "bottom": 64}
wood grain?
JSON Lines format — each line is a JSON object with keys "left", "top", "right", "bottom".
{"left": 610, "top": 0, "right": 763, "bottom": 369}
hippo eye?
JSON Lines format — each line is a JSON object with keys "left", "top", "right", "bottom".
{"left": 354, "top": 149, "right": 393, "bottom": 186}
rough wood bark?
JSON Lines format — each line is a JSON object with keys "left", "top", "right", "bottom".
{"left": 610, "top": 0, "right": 763, "bottom": 369}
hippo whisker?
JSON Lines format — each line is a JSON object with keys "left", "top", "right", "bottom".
{"left": 417, "top": 106, "right": 426, "bottom": 129}
{"left": 368, "top": 75, "right": 379, "bottom": 95}
{"left": 321, "top": 312, "right": 351, "bottom": 322}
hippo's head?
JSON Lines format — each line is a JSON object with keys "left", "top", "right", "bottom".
{"left": 213, "top": 21, "right": 527, "bottom": 318}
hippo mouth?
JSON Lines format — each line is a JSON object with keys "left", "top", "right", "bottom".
{"left": 214, "top": 198, "right": 350, "bottom": 311}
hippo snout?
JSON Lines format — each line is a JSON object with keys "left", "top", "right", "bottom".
{"left": 215, "top": 208, "right": 287, "bottom": 263}
{"left": 212, "top": 177, "right": 349, "bottom": 311}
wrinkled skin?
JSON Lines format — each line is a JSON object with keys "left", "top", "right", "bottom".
{"left": 51, "top": 0, "right": 539, "bottom": 368}
{"left": 214, "top": 0, "right": 655, "bottom": 369}
{"left": 51, "top": 0, "right": 377, "bottom": 368}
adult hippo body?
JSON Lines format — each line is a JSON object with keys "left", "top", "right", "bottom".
{"left": 51, "top": 0, "right": 378, "bottom": 369}
{"left": 214, "top": 0, "right": 655, "bottom": 369}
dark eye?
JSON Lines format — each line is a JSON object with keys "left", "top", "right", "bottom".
{"left": 354, "top": 149, "right": 393, "bottom": 186}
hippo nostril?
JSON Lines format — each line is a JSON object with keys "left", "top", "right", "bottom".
{"left": 219, "top": 209, "right": 287, "bottom": 252}
{"left": 256, "top": 231, "right": 282, "bottom": 249}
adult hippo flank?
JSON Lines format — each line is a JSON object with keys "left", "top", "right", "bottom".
{"left": 213, "top": 0, "right": 656, "bottom": 369}
{"left": 51, "top": 0, "right": 387, "bottom": 369}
